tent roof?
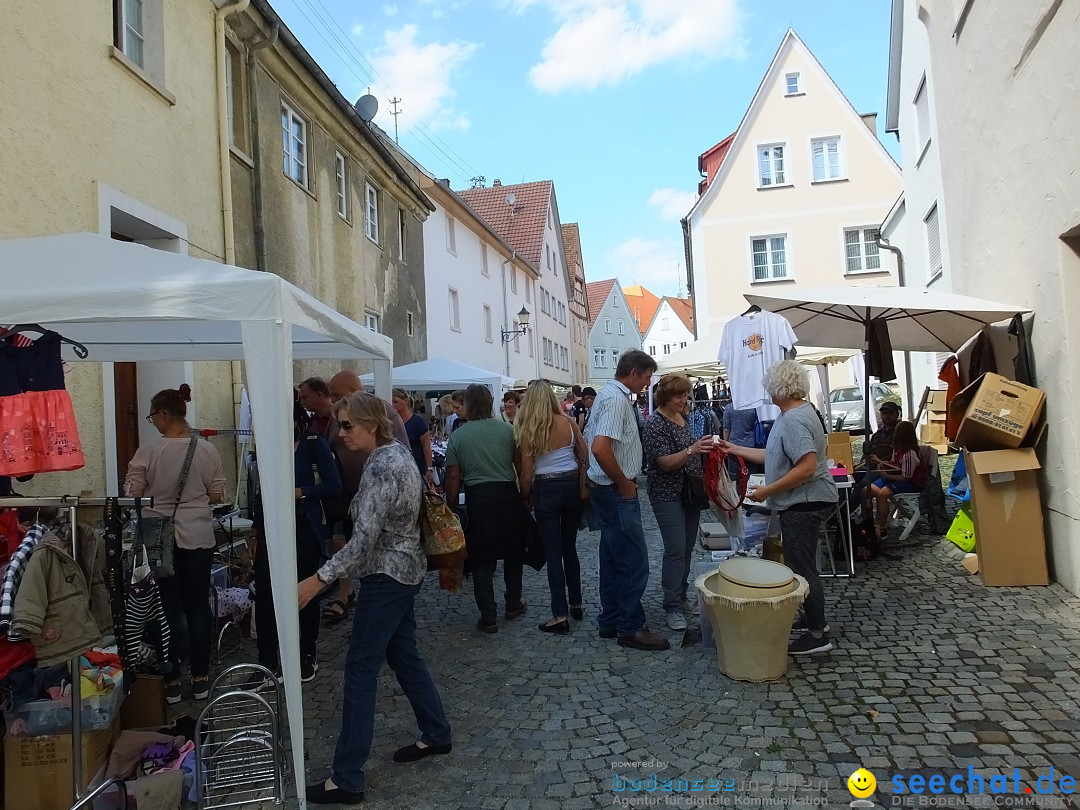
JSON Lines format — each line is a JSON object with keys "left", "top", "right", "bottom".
{"left": 360, "top": 356, "right": 514, "bottom": 390}
{"left": 0, "top": 233, "right": 393, "bottom": 363}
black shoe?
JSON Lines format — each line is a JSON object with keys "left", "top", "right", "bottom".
{"left": 392, "top": 741, "right": 452, "bottom": 763}
{"left": 301, "top": 657, "right": 319, "bottom": 683}
{"left": 788, "top": 631, "right": 834, "bottom": 656}
{"left": 538, "top": 619, "right": 569, "bottom": 635}
{"left": 165, "top": 681, "right": 182, "bottom": 705}
{"left": 504, "top": 600, "right": 527, "bottom": 620}
{"left": 569, "top": 606, "right": 584, "bottom": 620}
{"left": 306, "top": 781, "right": 364, "bottom": 804}
{"left": 791, "top": 614, "right": 830, "bottom": 634}
{"left": 617, "top": 627, "right": 671, "bottom": 651}
{"left": 476, "top": 617, "right": 498, "bottom": 634}
{"left": 598, "top": 626, "right": 617, "bottom": 639}
{"left": 191, "top": 677, "right": 210, "bottom": 701}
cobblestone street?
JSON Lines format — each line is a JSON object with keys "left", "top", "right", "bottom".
{"left": 186, "top": 489, "right": 1080, "bottom": 809}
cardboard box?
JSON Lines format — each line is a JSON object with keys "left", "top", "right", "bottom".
{"left": 920, "top": 422, "right": 947, "bottom": 444}
{"left": 967, "top": 448, "right": 1049, "bottom": 586}
{"left": 926, "top": 389, "right": 948, "bottom": 412}
{"left": 119, "top": 675, "right": 168, "bottom": 730}
{"left": 4, "top": 717, "right": 120, "bottom": 810}
{"left": 962, "top": 553, "right": 980, "bottom": 574}
{"left": 953, "top": 373, "right": 1046, "bottom": 451}
{"left": 826, "top": 433, "right": 855, "bottom": 473}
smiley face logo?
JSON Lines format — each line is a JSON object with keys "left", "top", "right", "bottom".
{"left": 848, "top": 768, "right": 876, "bottom": 798}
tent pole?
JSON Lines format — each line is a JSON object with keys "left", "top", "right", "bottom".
{"left": 864, "top": 314, "right": 873, "bottom": 444}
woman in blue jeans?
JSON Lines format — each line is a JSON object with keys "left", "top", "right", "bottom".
{"left": 515, "top": 381, "right": 589, "bottom": 634}
{"left": 641, "top": 374, "right": 715, "bottom": 632}
{"left": 299, "top": 393, "right": 451, "bottom": 805}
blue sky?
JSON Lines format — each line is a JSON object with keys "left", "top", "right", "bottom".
{"left": 271, "top": 0, "right": 896, "bottom": 298}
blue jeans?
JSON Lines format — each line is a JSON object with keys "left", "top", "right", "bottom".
{"left": 590, "top": 484, "right": 649, "bottom": 637}
{"left": 651, "top": 499, "right": 704, "bottom": 612}
{"left": 533, "top": 474, "right": 583, "bottom": 618}
{"left": 331, "top": 575, "right": 452, "bottom": 793}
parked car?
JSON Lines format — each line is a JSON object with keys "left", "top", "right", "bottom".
{"left": 829, "top": 383, "right": 898, "bottom": 431}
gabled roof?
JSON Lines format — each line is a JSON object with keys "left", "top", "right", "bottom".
{"left": 457, "top": 181, "right": 553, "bottom": 268}
{"left": 622, "top": 284, "right": 661, "bottom": 337}
{"left": 667, "top": 297, "right": 695, "bottom": 332}
{"left": 561, "top": 223, "right": 583, "bottom": 276}
{"left": 697, "top": 133, "right": 736, "bottom": 195}
{"left": 685, "top": 28, "right": 899, "bottom": 223}
{"left": 586, "top": 279, "right": 616, "bottom": 328}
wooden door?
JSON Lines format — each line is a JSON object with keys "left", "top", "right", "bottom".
{"left": 114, "top": 363, "right": 140, "bottom": 485}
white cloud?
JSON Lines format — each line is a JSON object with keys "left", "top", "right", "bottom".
{"left": 370, "top": 24, "right": 478, "bottom": 131}
{"left": 606, "top": 237, "right": 685, "bottom": 296}
{"left": 648, "top": 188, "right": 697, "bottom": 221}
{"left": 522, "top": 0, "right": 743, "bottom": 92}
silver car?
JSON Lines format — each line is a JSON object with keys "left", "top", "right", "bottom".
{"left": 829, "top": 383, "right": 896, "bottom": 431}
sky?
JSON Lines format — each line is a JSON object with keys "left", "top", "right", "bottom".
{"left": 270, "top": 0, "right": 897, "bottom": 298}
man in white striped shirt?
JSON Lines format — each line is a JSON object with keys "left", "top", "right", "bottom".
{"left": 585, "top": 350, "right": 669, "bottom": 651}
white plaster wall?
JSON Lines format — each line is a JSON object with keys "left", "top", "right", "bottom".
{"left": 534, "top": 210, "right": 573, "bottom": 386}
{"left": 643, "top": 301, "right": 695, "bottom": 360}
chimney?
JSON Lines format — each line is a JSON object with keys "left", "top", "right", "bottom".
{"left": 493, "top": 179, "right": 502, "bottom": 186}
{"left": 860, "top": 113, "right": 878, "bottom": 135}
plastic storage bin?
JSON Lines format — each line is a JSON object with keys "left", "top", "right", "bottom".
{"left": 5, "top": 684, "right": 123, "bottom": 737}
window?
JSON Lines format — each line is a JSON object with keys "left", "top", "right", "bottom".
{"left": 593, "top": 348, "right": 606, "bottom": 368}
{"left": 610, "top": 349, "right": 619, "bottom": 367}
{"left": 483, "top": 305, "right": 493, "bottom": 342}
{"left": 618, "top": 320, "right": 625, "bottom": 335}
{"left": 281, "top": 102, "right": 307, "bottom": 187}
{"left": 758, "top": 144, "right": 786, "bottom": 186}
{"left": 925, "top": 203, "right": 942, "bottom": 277}
{"left": 334, "top": 152, "right": 348, "bottom": 219}
{"left": 914, "top": 77, "right": 931, "bottom": 154}
{"left": 528, "top": 331, "right": 534, "bottom": 357}
{"left": 510, "top": 265, "right": 518, "bottom": 293}
{"left": 844, "top": 227, "right": 882, "bottom": 273}
{"left": 445, "top": 215, "right": 457, "bottom": 254}
{"left": 663, "top": 344, "right": 671, "bottom": 355}
{"left": 613, "top": 295, "right": 619, "bottom": 308}
{"left": 113, "top": 0, "right": 166, "bottom": 87}
{"left": 525, "top": 278, "right": 532, "bottom": 304}
{"left": 364, "top": 312, "right": 380, "bottom": 333}
{"left": 605, "top": 318, "right": 611, "bottom": 334}
{"left": 364, "top": 184, "right": 379, "bottom": 243}
{"left": 562, "top": 346, "right": 569, "bottom": 370}
{"left": 648, "top": 345, "right": 656, "bottom": 356}
{"left": 541, "top": 288, "right": 549, "bottom": 315}
{"left": 118, "top": 0, "right": 145, "bottom": 67}
{"left": 811, "top": 137, "right": 842, "bottom": 182}
{"left": 547, "top": 207, "right": 553, "bottom": 230}
{"left": 661, "top": 317, "right": 670, "bottom": 331}
{"left": 224, "top": 42, "right": 247, "bottom": 151}
{"left": 680, "top": 342, "right": 687, "bottom": 349}
{"left": 543, "top": 338, "right": 554, "bottom": 367}
{"left": 398, "top": 209, "right": 407, "bottom": 262}
{"left": 545, "top": 245, "right": 551, "bottom": 272}
{"left": 513, "top": 320, "right": 521, "bottom": 352}
{"left": 448, "top": 288, "right": 460, "bottom": 331}
{"left": 481, "top": 245, "right": 489, "bottom": 277}
{"left": 406, "top": 311, "right": 414, "bottom": 337}
{"left": 785, "top": 72, "right": 800, "bottom": 95}
{"left": 752, "top": 235, "right": 789, "bottom": 281}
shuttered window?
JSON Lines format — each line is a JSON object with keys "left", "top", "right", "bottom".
{"left": 925, "top": 204, "right": 942, "bottom": 276}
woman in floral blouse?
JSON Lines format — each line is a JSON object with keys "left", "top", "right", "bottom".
{"left": 299, "top": 392, "right": 452, "bottom": 805}
{"left": 641, "top": 374, "right": 715, "bottom": 633}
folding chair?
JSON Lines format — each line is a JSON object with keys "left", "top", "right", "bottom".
{"left": 890, "top": 445, "right": 939, "bottom": 543}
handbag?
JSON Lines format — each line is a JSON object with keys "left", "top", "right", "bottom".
{"left": 419, "top": 491, "right": 467, "bottom": 591}
{"left": 681, "top": 470, "right": 710, "bottom": 509}
{"left": 138, "top": 437, "right": 198, "bottom": 577}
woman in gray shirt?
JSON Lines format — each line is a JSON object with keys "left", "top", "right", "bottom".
{"left": 719, "top": 360, "right": 838, "bottom": 657}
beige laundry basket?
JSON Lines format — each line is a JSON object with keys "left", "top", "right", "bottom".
{"left": 695, "top": 558, "right": 808, "bottom": 682}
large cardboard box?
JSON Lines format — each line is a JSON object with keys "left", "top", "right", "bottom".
{"left": 4, "top": 717, "right": 120, "bottom": 810}
{"left": 920, "top": 422, "right": 946, "bottom": 444}
{"left": 826, "top": 433, "right": 855, "bottom": 473}
{"left": 926, "top": 389, "right": 948, "bottom": 412}
{"left": 953, "top": 373, "right": 1046, "bottom": 451}
{"left": 967, "top": 448, "right": 1049, "bottom": 586}
{"left": 119, "top": 675, "right": 168, "bottom": 730}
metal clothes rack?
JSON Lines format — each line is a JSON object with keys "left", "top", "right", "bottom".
{"left": 0, "top": 494, "right": 153, "bottom": 804}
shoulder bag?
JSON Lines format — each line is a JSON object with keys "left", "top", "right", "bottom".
{"left": 418, "top": 491, "right": 467, "bottom": 591}
{"left": 670, "top": 418, "right": 709, "bottom": 509}
{"left": 138, "top": 437, "right": 198, "bottom": 577}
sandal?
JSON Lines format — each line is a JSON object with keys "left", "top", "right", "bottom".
{"left": 322, "top": 600, "right": 349, "bottom": 624}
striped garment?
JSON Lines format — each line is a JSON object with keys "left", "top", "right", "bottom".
{"left": 585, "top": 379, "right": 642, "bottom": 486}
{"left": 124, "top": 572, "right": 172, "bottom": 676}
{"left": 0, "top": 523, "right": 47, "bottom": 640}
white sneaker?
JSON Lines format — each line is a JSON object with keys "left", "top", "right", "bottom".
{"left": 682, "top": 599, "right": 700, "bottom": 616}
{"left": 666, "top": 610, "right": 688, "bottom": 631}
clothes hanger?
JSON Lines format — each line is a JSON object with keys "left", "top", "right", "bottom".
{"left": 0, "top": 324, "right": 89, "bottom": 358}
{"left": 741, "top": 304, "right": 762, "bottom": 316}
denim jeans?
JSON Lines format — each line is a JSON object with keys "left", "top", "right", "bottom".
{"left": 158, "top": 547, "right": 214, "bottom": 678}
{"left": 651, "top": 499, "right": 704, "bottom": 612}
{"left": 331, "top": 574, "right": 452, "bottom": 794}
{"left": 590, "top": 484, "right": 649, "bottom": 637}
{"left": 533, "top": 474, "right": 583, "bottom": 618}
{"left": 779, "top": 507, "right": 831, "bottom": 631}
{"left": 471, "top": 560, "right": 524, "bottom": 621}
{"left": 253, "top": 517, "right": 322, "bottom": 668}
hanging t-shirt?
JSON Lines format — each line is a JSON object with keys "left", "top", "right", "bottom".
{"left": 717, "top": 311, "right": 797, "bottom": 420}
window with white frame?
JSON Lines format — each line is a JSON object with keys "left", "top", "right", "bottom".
{"left": 398, "top": 208, "right": 407, "bottom": 262}
{"left": 448, "top": 288, "right": 460, "bottom": 331}
{"left": 364, "top": 184, "right": 379, "bottom": 243}
{"left": 544, "top": 338, "right": 554, "bottom": 366}
{"left": 334, "top": 152, "right": 348, "bottom": 219}
{"left": 224, "top": 42, "right": 247, "bottom": 151}
{"left": 364, "top": 311, "right": 380, "bottom": 333}
{"left": 661, "top": 317, "right": 670, "bottom": 331}
{"left": 281, "top": 101, "right": 307, "bottom": 187}
{"left": 914, "top": 77, "right": 931, "bottom": 154}
{"left": 547, "top": 207, "right": 553, "bottom": 230}
{"left": 663, "top": 344, "right": 671, "bottom": 355}
{"left": 541, "top": 288, "right": 549, "bottom": 315}
{"left": 610, "top": 349, "right": 619, "bottom": 367}
{"left": 680, "top": 342, "right": 687, "bottom": 349}
{"left": 758, "top": 144, "right": 786, "bottom": 187}
{"left": 118, "top": 0, "right": 146, "bottom": 67}
{"left": 481, "top": 245, "right": 489, "bottom": 277}
{"left": 406, "top": 311, "right": 414, "bottom": 337}
{"left": 811, "top": 137, "right": 842, "bottom": 181}
{"left": 593, "top": 348, "right": 606, "bottom": 368}
{"left": 513, "top": 320, "right": 521, "bottom": 352}
{"left": 752, "top": 235, "right": 789, "bottom": 281}
{"left": 483, "top": 305, "right": 493, "bottom": 342}
{"left": 545, "top": 244, "right": 551, "bottom": 272}
{"left": 445, "top": 215, "right": 457, "bottom": 254}
{"left": 785, "top": 72, "right": 800, "bottom": 95}
{"left": 613, "top": 295, "right": 619, "bottom": 308}
{"left": 648, "top": 345, "right": 656, "bottom": 356}
{"left": 562, "top": 346, "right": 569, "bottom": 370}
{"left": 525, "top": 278, "right": 532, "bottom": 304}
{"left": 925, "top": 203, "right": 943, "bottom": 277}
{"left": 605, "top": 318, "right": 611, "bottom": 334}
{"left": 113, "top": 0, "right": 166, "bottom": 84}
{"left": 844, "top": 227, "right": 882, "bottom": 274}
{"left": 618, "top": 320, "right": 625, "bottom": 335}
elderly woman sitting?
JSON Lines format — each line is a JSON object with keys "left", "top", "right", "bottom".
{"left": 719, "top": 360, "right": 839, "bottom": 656}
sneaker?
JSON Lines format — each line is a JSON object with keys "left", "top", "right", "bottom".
{"left": 165, "top": 681, "right": 182, "bottom": 705}
{"left": 666, "top": 610, "right": 688, "bottom": 631}
{"left": 788, "top": 631, "right": 834, "bottom": 656}
{"left": 191, "top": 677, "right": 210, "bottom": 701}
{"left": 682, "top": 599, "right": 700, "bottom": 616}
{"left": 791, "top": 614, "right": 830, "bottom": 634}
{"left": 242, "top": 669, "right": 283, "bottom": 692}
{"left": 301, "top": 657, "right": 319, "bottom": 683}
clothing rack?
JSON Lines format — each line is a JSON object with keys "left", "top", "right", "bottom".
{"left": 0, "top": 495, "right": 153, "bottom": 804}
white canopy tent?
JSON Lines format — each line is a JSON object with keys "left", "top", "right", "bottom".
{"left": 360, "top": 356, "right": 514, "bottom": 394}
{"left": 0, "top": 232, "right": 394, "bottom": 808}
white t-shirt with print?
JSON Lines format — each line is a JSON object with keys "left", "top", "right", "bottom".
{"left": 718, "top": 311, "right": 797, "bottom": 421}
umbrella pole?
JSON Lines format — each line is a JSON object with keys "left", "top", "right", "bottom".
{"left": 864, "top": 318, "right": 873, "bottom": 444}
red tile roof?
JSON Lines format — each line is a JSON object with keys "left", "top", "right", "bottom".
{"left": 586, "top": 279, "right": 616, "bottom": 328}
{"left": 457, "top": 180, "right": 553, "bottom": 268}
{"left": 697, "top": 132, "right": 736, "bottom": 195}
{"left": 561, "top": 223, "right": 583, "bottom": 276}
{"left": 622, "top": 285, "right": 661, "bottom": 337}
{"left": 667, "top": 297, "right": 695, "bottom": 333}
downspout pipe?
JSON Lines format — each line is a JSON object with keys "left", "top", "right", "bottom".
{"left": 247, "top": 21, "right": 280, "bottom": 273}
{"left": 215, "top": 0, "right": 250, "bottom": 266}
{"left": 681, "top": 216, "right": 698, "bottom": 340}
{"left": 877, "top": 230, "right": 915, "bottom": 416}
{"left": 501, "top": 254, "right": 516, "bottom": 378}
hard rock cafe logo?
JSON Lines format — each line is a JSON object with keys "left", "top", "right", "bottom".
{"left": 742, "top": 332, "right": 765, "bottom": 352}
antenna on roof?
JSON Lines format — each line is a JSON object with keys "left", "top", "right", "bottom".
{"left": 354, "top": 94, "right": 379, "bottom": 123}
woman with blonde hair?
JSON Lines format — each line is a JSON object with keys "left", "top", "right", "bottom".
{"left": 300, "top": 392, "right": 452, "bottom": 804}
{"left": 516, "top": 380, "right": 589, "bottom": 634}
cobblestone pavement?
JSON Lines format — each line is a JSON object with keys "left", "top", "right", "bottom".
{"left": 182, "top": 485, "right": 1080, "bottom": 809}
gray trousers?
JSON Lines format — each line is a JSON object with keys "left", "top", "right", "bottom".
{"left": 779, "top": 507, "right": 831, "bottom": 631}
{"left": 651, "top": 499, "right": 704, "bottom": 612}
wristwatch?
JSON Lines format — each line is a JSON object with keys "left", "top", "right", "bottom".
{"left": 685, "top": 447, "right": 693, "bottom": 456}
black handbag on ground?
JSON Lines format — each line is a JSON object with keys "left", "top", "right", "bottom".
{"left": 681, "top": 470, "right": 710, "bottom": 509}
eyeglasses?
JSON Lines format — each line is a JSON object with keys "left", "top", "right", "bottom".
{"left": 144, "top": 411, "right": 163, "bottom": 423}
{"left": 338, "top": 421, "right": 355, "bottom": 432}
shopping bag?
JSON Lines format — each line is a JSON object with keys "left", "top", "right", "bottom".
{"left": 946, "top": 506, "right": 976, "bottom": 553}
{"left": 419, "top": 492, "right": 467, "bottom": 590}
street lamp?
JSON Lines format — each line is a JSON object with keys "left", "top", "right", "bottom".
{"left": 501, "top": 306, "right": 530, "bottom": 343}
